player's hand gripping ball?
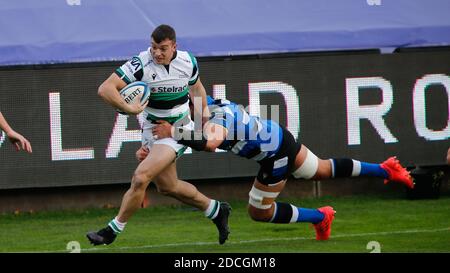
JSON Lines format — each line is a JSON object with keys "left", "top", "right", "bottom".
{"left": 117, "top": 81, "right": 150, "bottom": 114}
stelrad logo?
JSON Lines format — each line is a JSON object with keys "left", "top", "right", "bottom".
{"left": 151, "top": 85, "right": 187, "bottom": 93}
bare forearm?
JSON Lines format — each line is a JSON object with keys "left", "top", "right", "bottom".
{"left": 189, "top": 79, "right": 210, "bottom": 120}
{"left": 0, "top": 112, "right": 13, "bottom": 134}
{"left": 172, "top": 123, "right": 226, "bottom": 151}
{"left": 98, "top": 82, "right": 130, "bottom": 112}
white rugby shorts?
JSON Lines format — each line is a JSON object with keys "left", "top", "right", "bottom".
{"left": 141, "top": 118, "right": 193, "bottom": 158}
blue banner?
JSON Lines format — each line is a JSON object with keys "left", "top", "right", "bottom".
{"left": 1, "top": 0, "right": 449, "bottom": 65}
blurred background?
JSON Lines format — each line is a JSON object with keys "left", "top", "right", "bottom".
{"left": 0, "top": 0, "right": 449, "bottom": 212}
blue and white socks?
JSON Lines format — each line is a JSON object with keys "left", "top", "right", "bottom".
{"left": 270, "top": 202, "right": 324, "bottom": 224}
{"left": 330, "top": 158, "right": 388, "bottom": 179}
{"left": 296, "top": 207, "right": 325, "bottom": 224}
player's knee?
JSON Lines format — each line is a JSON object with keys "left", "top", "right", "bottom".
{"left": 292, "top": 148, "right": 322, "bottom": 180}
{"left": 312, "top": 159, "right": 332, "bottom": 179}
{"left": 247, "top": 205, "right": 273, "bottom": 222}
{"left": 248, "top": 184, "right": 280, "bottom": 222}
{"left": 131, "top": 171, "right": 152, "bottom": 192}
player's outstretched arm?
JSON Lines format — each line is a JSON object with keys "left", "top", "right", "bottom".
{"left": 152, "top": 120, "right": 227, "bottom": 152}
{"left": 202, "top": 122, "right": 227, "bottom": 151}
{"left": 0, "top": 112, "right": 32, "bottom": 153}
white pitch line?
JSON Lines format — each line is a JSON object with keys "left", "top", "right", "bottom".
{"left": 18, "top": 227, "right": 450, "bottom": 253}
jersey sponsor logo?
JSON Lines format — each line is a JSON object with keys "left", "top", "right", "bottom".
{"left": 129, "top": 57, "right": 142, "bottom": 72}
{"left": 124, "top": 89, "right": 142, "bottom": 104}
{"left": 124, "top": 62, "right": 134, "bottom": 75}
{"left": 150, "top": 84, "right": 187, "bottom": 93}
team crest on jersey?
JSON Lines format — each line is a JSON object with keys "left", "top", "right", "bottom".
{"left": 126, "top": 56, "right": 142, "bottom": 74}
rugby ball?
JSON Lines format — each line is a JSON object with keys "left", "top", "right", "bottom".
{"left": 116, "top": 81, "right": 150, "bottom": 114}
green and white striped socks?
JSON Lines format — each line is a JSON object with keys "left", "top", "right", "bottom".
{"left": 108, "top": 217, "right": 127, "bottom": 234}
{"left": 204, "top": 200, "right": 220, "bottom": 220}
{"left": 107, "top": 201, "right": 220, "bottom": 235}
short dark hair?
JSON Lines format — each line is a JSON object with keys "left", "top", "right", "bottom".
{"left": 151, "top": 24, "right": 176, "bottom": 43}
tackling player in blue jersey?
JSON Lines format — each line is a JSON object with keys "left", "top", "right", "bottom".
{"left": 148, "top": 96, "right": 414, "bottom": 240}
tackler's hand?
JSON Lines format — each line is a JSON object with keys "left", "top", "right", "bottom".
{"left": 152, "top": 120, "right": 174, "bottom": 140}
{"left": 136, "top": 146, "right": 149, "bottom": 162}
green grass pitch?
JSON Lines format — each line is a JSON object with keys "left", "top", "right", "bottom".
{"left": 1, "top": 194, "right": 449, "bottom": 253}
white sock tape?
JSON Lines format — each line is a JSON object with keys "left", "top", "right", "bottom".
{"left": 292, "top": 148, "right": 319, "bottom": 179}
{"left": 248, "top": 185, "right": 279, "bottom": 209}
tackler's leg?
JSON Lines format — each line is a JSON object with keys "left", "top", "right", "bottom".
{"left": 291, "top": 144, "right": 413, "bottom": 189}
{"left": 247, "top": 178, "right": 336, "bottom": 240}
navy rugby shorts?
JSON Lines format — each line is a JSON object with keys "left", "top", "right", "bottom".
{"left": 256, "top": 126, "right": 302, "bottom": 185}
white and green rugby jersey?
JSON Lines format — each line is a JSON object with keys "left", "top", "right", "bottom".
{"left": 115, "top": 49, "right": 199, "bottom": 122}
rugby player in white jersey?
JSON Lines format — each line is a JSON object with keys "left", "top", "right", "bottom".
{"left": 87, "top": 25, "right": 230, "bottom": 246}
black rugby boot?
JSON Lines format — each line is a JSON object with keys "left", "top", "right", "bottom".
{"left": 86, "top": 226, "right": 117, "bottom": 246}
{"left": 212, "top": 202, "right": 232, "bottom": 245}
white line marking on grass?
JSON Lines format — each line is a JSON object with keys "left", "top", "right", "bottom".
{"left": 23, "top": 227, "right": 450, "bottom": 253}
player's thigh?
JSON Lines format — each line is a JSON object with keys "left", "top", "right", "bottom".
{"left": 292, "top": 144, "right": 331, "bottom": 179}
{"left": 248, "top": 178, "right": 286, "bottom": 220}
{"left": 153, "top": 161, "right": 179, "bottom": 191}
{"left": 142, "top": 119, "right": 191, "bottom": 158}
{"left": 134, "top": 144, "right": 177, "bottom": 180}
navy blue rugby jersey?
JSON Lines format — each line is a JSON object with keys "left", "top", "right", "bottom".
{"left": 207, "top": 98, "right": 283, "bottom": 161}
